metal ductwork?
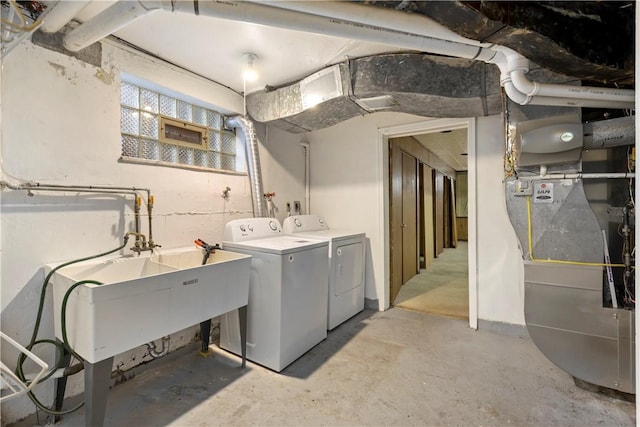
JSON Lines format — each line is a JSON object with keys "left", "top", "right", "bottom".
{"left": 246, "top": 53, "right": 504, "bottom": 133}
{"left": 225, "top": 116, "right": 267, "bottom": 218}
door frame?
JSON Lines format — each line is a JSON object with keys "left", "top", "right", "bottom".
{"left": 378, "top": 117, "right": 478, "bottom": 329}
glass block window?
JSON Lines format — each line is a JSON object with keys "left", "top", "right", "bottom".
{"left": 120, "top": 80, "right": 239, "bottom": 172}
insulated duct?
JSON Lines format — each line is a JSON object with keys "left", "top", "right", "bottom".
{"left": 584, "top": 116, "right": 636, "bottom": 150}
{"left": 247, "top": 54, "right": 503, "bottom": 133}
{"left": 225, "top": 116, "right": 267, "bottom": 218}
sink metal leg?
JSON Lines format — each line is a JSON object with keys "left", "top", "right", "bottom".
{"left": 84, "top": 356, "right": 113, "bottom": 427}
{"left": 53, "top": 345, "right": 72, "bottom": 423}
{"left": 239, "top": 305, "right": 247, "bottom": 368}
{"left": 200, "top": 319, "right": 212, "bottom": 354}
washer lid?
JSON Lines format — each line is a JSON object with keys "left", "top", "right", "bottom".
{"left": 223, "top": 235, "right": 328, "bottom": 255}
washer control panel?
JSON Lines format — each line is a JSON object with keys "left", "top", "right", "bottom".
{"left": 283, "top": 214, "right": 329, "bottom": 234}
{"left": 224, "top": 218, "right": 283, "bottom": 242}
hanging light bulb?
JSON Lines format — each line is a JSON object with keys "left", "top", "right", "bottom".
{"left": 242, "top": 53, "right": 258, "bottom": 82}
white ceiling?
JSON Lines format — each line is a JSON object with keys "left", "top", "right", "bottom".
{"left": 74, "top": 1, "right": 465, "bottom": 172}
{"left": 414, "top": 129, "right": 468, "bottom": 172}
{"left": 76, "top": 2, "right": 411, "bottom": 95}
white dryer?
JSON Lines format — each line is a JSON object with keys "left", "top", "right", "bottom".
{"left": 283, "top": 215, "right": 365, "bottom": 330}
{"left": 220, "top": 217, "right": 328, "bottom": 372}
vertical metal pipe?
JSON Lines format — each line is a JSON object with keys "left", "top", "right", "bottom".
{"left": 225, "top": 116, "right": 268, "bottom": 217}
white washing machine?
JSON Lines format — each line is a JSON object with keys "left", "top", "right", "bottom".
{"left": 220, "top": 217, "right": 329, "bottom": 372}
{"left": 283, "top": 215, "right": 366, "bottom": 330}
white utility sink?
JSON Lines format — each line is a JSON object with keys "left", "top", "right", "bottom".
{"left": 49, "top": 247, "right": 251, "bottom": 364}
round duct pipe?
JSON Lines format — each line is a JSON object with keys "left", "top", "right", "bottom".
{"left": 225, "top": 115, "right": 268, "bottom": 218}
{"left": 583, "top": 116, "right": 636, "bottom": 150}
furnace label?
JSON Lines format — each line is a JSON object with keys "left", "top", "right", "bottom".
{"left": 533, "top": 182, "right": 554, "bottom": 203}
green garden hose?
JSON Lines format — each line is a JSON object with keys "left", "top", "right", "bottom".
{"left": 14, "top": 237, "right": 129, "bottom": 415}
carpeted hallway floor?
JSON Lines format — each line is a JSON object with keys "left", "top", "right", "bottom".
{"left": 393, "top": 241, "right": 468, "bottom": 319}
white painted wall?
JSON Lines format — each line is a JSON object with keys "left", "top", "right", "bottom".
{"left": 475, "top": 116, "right": 525, "bottom": 325}
{"left": 253, "top": 123, "right": 307, "bottom": 223}
{"left": 0, "top": 40, "right": 258, "bottom": 423}
{"left": 307, "top": 113, "right": 525, "bottom": 325}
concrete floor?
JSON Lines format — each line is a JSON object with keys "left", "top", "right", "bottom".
{"left": 33, "top": 308, "right": 635, "bottom": 426}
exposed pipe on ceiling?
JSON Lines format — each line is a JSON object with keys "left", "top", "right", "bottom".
{"left": 493, "top": 47, "right": 634, "bottom": 105}
{"left": 257, "top": 0, "right": 491, "bottom": 48}
{"left": 61, "top": 0, "right": 635, "bottom": 110}
{"left": 39, "top": 1, "right": 92, "bottom": 34}
{"left": 62, "top": 1, "right": 160, "bottom": 52}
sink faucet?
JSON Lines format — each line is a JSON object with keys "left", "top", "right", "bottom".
{"left": 125, "top": 231, "right": 160, "bottom": 254}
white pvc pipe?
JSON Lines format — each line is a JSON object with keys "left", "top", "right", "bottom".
{"left": 511, "top": 70, "right": 635, "bottom": 105}
{"left": 300, "top": 141, "right": 310, "bottom": 214}
{"left": 173, "top": 1, "right": 495, "bottom": 61}
{"left": 257, "top": 0, "right": 490, "bottom": 48}
{"left": 503, "top": 79, "right": 636, "bottom": 109}
{"left": 63, "top": 0, "right": 494, "bottom": 60}
{"left": 64, "top": 1, "right": 163, "bottom": 51}
{"left": 493, "top": 46, "right": 635, "bottom": 109}
{"left": 40, "top": 1, "right": 92, "bottom": 33}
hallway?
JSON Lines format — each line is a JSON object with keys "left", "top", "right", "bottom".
{"left": 394, "top": 241, "right": 469, "bottom": 319}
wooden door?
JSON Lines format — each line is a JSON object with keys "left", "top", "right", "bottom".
{"left": 434, "top": 170, "right": 444, "bottom": 256}
{"left": 402, "top": 151, "right": 418, "bottom": 283}
{"left": 389, "top": 141, "right": 419, "bottom": 302}
{"left": 422, "top": 164, "right": 435, "bottom": 268}
{"left": 390, "top": 142, "right": 403, "bottom": 302}
{"left": 443, "top": 176, "right": 452, "bottom": 248}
